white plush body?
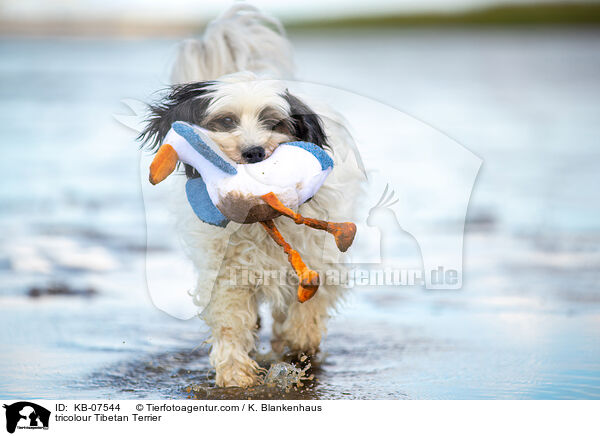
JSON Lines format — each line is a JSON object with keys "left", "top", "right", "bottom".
{"left": 164, "top": 126, "right": 332, "bottom": 219}
{"left": 168, "top": 5, "right": 363, "bottom": 387}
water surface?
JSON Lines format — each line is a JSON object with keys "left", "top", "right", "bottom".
{"left": 1, "top": 29, "right": 599, "bottom": 399}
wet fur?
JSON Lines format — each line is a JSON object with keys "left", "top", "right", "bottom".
{"left": 140, "top": 4, "right": 362, "bottom": 387}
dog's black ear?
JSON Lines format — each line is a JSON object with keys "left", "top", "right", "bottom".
{"left": 138, "top": 81, "right": 214, "bottom": 152}
{"left": 282, "top": 91, "right": 328, "bottom": 149}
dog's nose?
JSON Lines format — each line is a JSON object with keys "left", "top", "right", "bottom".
{"left": 242, "top": 146, "right": 266, "bottom": 163}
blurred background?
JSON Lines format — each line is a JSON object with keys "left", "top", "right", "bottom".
{"left": 0, "top": 0, "right": 599, "bottom": 399}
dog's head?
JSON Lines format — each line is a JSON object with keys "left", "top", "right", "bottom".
{"left": 140, "top": 73, "right": 327, "bottom": 176}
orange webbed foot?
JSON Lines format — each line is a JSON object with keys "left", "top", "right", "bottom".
{"left": 329, "top": 222, "right": 357, "bottom": 252}
{"left": 297, "top": 269, "right": 320, "bottom": 303}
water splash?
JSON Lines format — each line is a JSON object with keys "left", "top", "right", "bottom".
{"left": 263, "top": 357, "right": 314, "bottom": 391}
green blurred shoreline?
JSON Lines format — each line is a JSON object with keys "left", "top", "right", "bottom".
{"left": 1, "top": 2, "right": 599, "bottom": 37}
{"left": 287, "top": 3, "right": 600, "bottom": 29}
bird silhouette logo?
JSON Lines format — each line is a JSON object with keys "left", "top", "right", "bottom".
{"left": 114, "top": 82, "right": 482, "bottom": 317}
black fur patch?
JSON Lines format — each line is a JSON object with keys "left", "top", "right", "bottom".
{"left": 139, "top": 82, "right": 215, "bottom": 178}
{"left": 282, "top": 91, "right": 329, "bottom": 150}
{"left": 139, "top": 82, "right": 215, "bottom": 151}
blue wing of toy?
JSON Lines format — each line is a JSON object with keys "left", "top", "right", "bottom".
{"left": 172, "top": 121, "right": 237, "bottom": 175}
{"left": 185, "top": 178, "right": 229, "bottom": 228}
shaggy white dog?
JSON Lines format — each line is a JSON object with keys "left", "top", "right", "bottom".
{"left": 141, "top": 4, "right": 363, "bottom": 387}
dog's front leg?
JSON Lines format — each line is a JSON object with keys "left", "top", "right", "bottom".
{"left": 203, "top": 286, "right": 260, "bottom": 388}
{"left": 280, "top": 291, "right": 330, "bottom": 356}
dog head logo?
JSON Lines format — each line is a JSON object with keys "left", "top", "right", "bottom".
{"left": 3, "top": 402, "right": 50, "bottom": 434}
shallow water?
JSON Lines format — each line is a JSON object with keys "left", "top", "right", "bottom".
{"left": 1, "top": 29, "right": 599, "bottom": 399}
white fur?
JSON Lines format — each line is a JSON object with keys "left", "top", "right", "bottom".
{"left": 171, "top": 4, "right": 294, "bottom": 84}
{"left": 170, "top": 4, "right": 363, "bottom": 387}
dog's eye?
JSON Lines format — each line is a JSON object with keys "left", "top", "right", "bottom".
{"left": 211, "top": 116, "right": 237, "bottom": 131}
{"left": 263, "top": 119, "right": 286, "bottom": 131}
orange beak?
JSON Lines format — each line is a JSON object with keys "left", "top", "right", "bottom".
{"left": 149, "top": 144, "right": 179, "bottom": 185}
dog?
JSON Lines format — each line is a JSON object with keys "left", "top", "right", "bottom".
{"left": 140, "top": 4, "right": 363, "bottom": 387}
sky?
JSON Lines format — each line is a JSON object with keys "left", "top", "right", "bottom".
{"left": 0, "top": 0, "right": 568, "bottom": 23}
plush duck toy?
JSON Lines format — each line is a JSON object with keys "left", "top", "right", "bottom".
{"left": 149, "top": 121, "right": 356, "bottom": 303}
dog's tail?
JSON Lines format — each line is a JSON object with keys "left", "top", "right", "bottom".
{"left": 170, "top": 4, "right": 294, "bottom": 84}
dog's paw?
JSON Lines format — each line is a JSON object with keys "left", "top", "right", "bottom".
{"left": 215, "top": 359, "right": 261, "bottom": 388}
{"left": 286, "top": 343, "right": 320, "bottom": 358}
{"left": 281, "top": 324, "right": 322, "bottom": 357}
